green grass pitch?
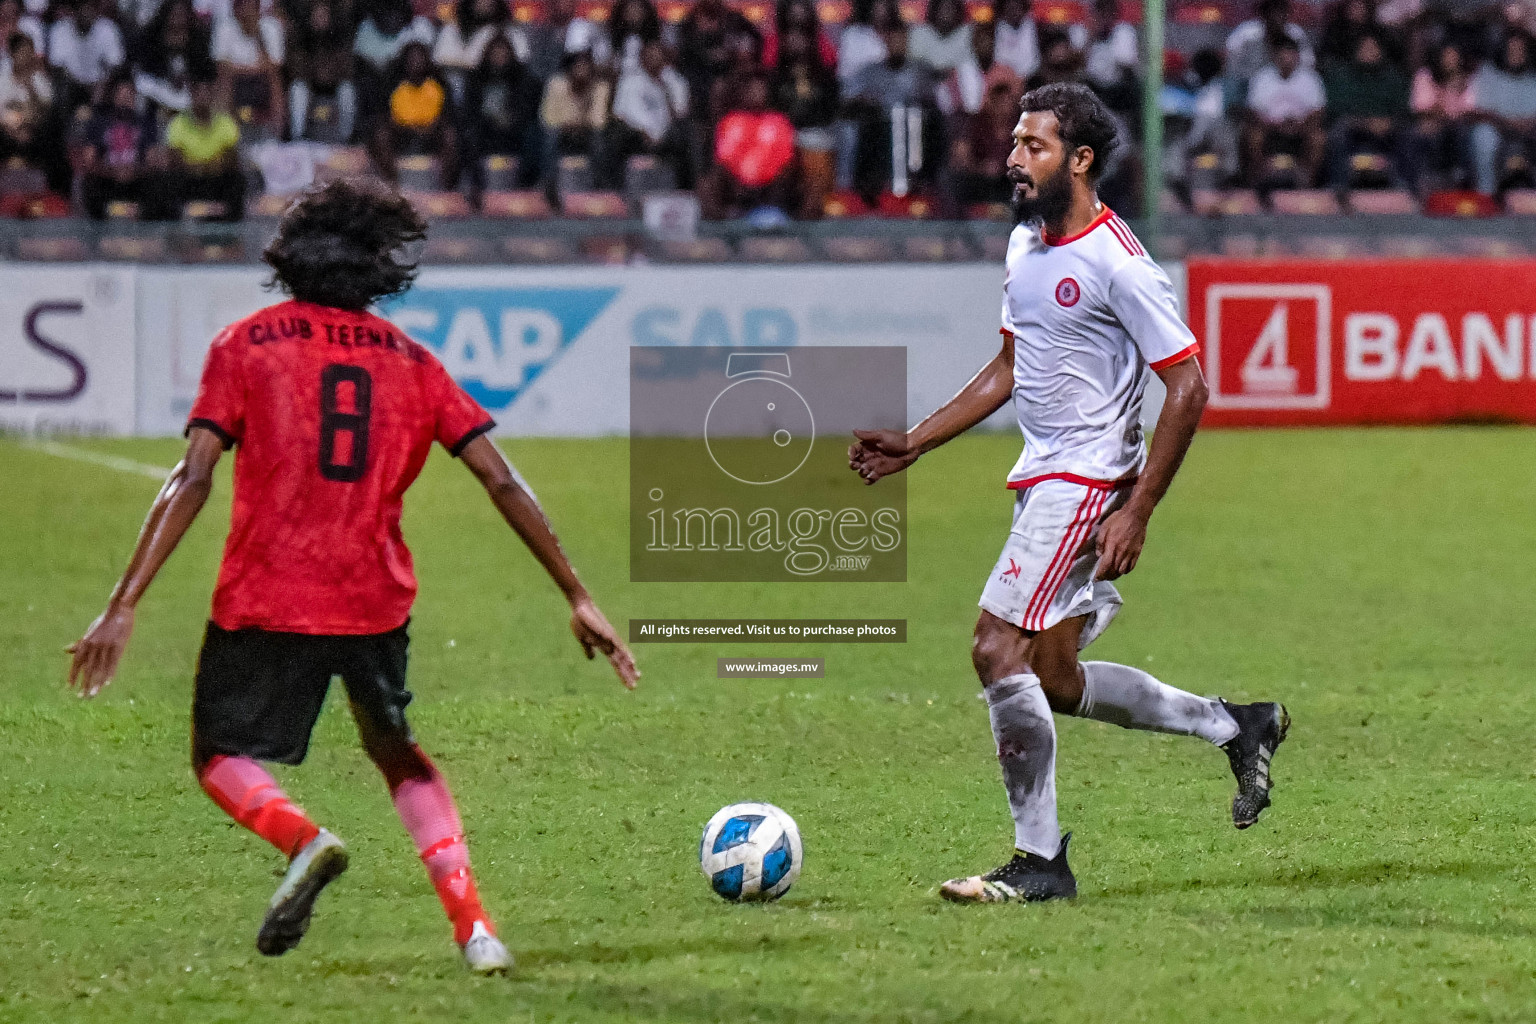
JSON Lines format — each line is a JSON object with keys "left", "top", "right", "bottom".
{"left": 2, "top": 428, "right": 1535, "bottom": 1023}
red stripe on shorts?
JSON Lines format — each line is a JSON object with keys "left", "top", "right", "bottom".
{"left": 1021, "top": 488, "right": 1106, "bottom": 631}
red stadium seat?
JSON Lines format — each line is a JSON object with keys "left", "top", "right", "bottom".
{"left": 1191, "top": 188, "right": 1261, "bottom": 216}
{"left": 561, "top": 191, "right": 630, "bottom": 217}
{"left": 739, "top": 235, "right": 816, "bottom": 261}
{"left": 1501, "top": 189, "right": 1536, "bottom": 215}
{"left": 580, "top": 235, "right": 631, "bottom": 263}
{"left": 650, "top": 237, "right": 735, "bottom": 262}
{"left": 1173, "top": 2, "right": 1232, "bottom": 25}
{"left": 1348, "top": 189, "right": 1418, "bottom": 215}
{"left": 902, "top": 236, "right": 974, "bottom": 261}
{"left": 822, "top": 236, "right": 897, "bottom": 261}
{"left": 1036, "top": 0, "right": 1089, "bottom": 24}
{"left": 876, "top": 190, "right": 936, "bottom": 218}
{"left": 501, "top": 236, "right": 579, "bottom": 262}
{"left": 822, "top": 190, "right": 871, "bottom": 218}
{"left": 1423, "top": 190, "right": 1499, "bottom": 218}
{"left": 423, "top": 237, "right": 493, "bottom": 263}
{"left": 14, "top": 235, "right": 89, "bottom": 260}
{"left": 1456, "top": 236, "right": 1528, "bottom": 258}
{"left": 818, "top": 0, "right": 852, "bottom": 25}
{"left": 481, "top": 189, "right": 553, "bottom": 218}
{"left": 403, "top": 191, "right": 473, "bottom": 218}
{"left": 1269, "top": 189, "right": 1341, "bottom": 215}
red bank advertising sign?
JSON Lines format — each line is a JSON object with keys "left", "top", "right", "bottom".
{"left": 1186, "top": 260, "right": 1536, "bottom": 426}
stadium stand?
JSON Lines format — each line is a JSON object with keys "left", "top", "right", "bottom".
{"left": 0, "top": 0, "right": 1535, "bottom": 261}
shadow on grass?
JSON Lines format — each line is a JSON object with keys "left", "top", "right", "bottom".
{"left": 1094, "top": 857, "right": 1514, "bottom": 903}
{"left": 515, "top": 928, "right": 836, "bottom": 969}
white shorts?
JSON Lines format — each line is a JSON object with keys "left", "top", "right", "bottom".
{"left": 977, "top": 477, "right": 1128, "bottom": 648}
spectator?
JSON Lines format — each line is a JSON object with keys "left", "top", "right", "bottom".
{"left": 1167, "top": 46, "right": 1240, "bottom": 187}
{"left": 676, "top": 0, "right": 761, "bottom": 117}
{"left": 370, "top": 39, "right": 459, "bottom": 187}
{"left": 1025, "top": 26, "right": 1082, "bottom": 89}
{"left": 763, "top": 0, "right": 837, "bottom": 70}
{"left": 991, "top": 0, "right": 1039, "bottom": 81}
{"left": 772, "top": 25, "right": 839, "bottom": 127}
{"left": 609, "top": 0, "right": 664, "bottom": 74}
{"left": 837, "top": 0, "right": 897, "bottom": 84}
{"left": 465, "top": 32, "right": 541, "bottom": 181}
{"left": 132, "top": 0, "right": 216, "bottom": 117}
{"left": 539, "top": 46, "right": 609, "bottom": 175}
{"left": 937, "top": 17, "right": 1021, "bottom": 117}
{"left": 1469, "top": 30, "right": 1536, "bottom": 194}
{"left": 48, "top": 0, "right": 127, "bottom": 108}
{"left": 74, "top": 70, "right": 168, "bottom": 218}
{"left": 0, "top": 0, "right": 45, "bottom": 70}
{"left": 1243, "top": 33, "right": 1326, "bottom": 185}
{"left": 354, "top": 0, "right": 437, "bottom": 78}
{"left": 1410, "top": 40, "right": 1473, "bottom": 188}
{"left": 525, "top": 0, "right": 610, "bottom": 80}
{"left": 1083, "top": 0, "right": 1138, "bottom": 113}
{"left": 843, "top": 21, "right": 940, "bottom": 197}
{"left": 948, "top": 75, "right": 1018, "bottom": 206}
{"left": 910, "top": 0, "right": 972, "bottom": 75}
{"left": 1226, "top": 0, "right": 1314, "bottom": 88}
{"left": 164, "top": 75, "right": 244, "bottom": 217}
{"left": 434, "top": 0, "right": 531, "bottom": 102}
{"left": 1323, "top": 30, "right": 1411, "bottom": 188}
{"left": 702, "top": 73, "right": 796, "bottom": 217}
{"left": 609, "top": 37, "right": 690, "bottom": 184}
{"left": 1320, "top": 0, "right": 1391, "bottom": 68}
{"left": 0, "top": 30, "right": 51, "bottom": 164}
{"left": 289, "top": 0, "right": 358, "bottom": 143}
{"left": 213, "top": 0, "right": 285, "bottom": 138}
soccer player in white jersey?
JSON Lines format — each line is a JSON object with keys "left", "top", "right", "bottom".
{"left": 849, "top": 83, "right": 1289, "bottom": 902}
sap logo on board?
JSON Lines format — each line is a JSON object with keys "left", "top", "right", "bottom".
{"left": 1205, "top": 284, "right": 1331, "bottom": 410}
{"left": 382, "top": 287, "right": 619, "bottom": 410}
{"left": 632, "top": 306, "right": 798, "bottom": 347}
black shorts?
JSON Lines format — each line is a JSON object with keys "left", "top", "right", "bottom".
{"left": 192, "top": 620, "right": 414, "bottom": 765}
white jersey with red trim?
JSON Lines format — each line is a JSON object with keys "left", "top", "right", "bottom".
{"left": 1000, "top": 206, "right": 1199, "bottom": 489}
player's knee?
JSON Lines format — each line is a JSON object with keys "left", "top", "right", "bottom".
{"left": 972, "top": 614, "right": 1028, "bottom": 685}
{"left": 362, "top": 730, "right": 434, "bottom": 789}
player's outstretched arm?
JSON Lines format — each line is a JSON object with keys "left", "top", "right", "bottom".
{"left": 848, "top": 332, "right": 1015, "bottom": 485}
{"left": 67, "top": 428, "right": 226, "bottom": 698}
{"left": 1094, "top": 356, "right": 1209, "bottom": 581}
{"left": 457, "top": 434, "right": 639, "bottom": 690}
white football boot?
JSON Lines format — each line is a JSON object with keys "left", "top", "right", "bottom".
{"left": 461, "top": 921, "right": 512, "bottom": 975}
{"left": 257, "top": 829, "right": 349, "bottom": 955}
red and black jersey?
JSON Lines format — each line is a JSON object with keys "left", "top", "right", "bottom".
{"left": 187, "top": 299, "right": 493, "bottom": 636}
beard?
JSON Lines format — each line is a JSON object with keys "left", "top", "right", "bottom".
{"left": 1010, "top": 161, "right": 1074, "bottom": 227}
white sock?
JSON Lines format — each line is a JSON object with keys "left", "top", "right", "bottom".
{"left": 1075, "top": 661, "right": 1239, "bottom": 746}
{"left": 986, "top": 674, "right": 1061, "bottom": 859}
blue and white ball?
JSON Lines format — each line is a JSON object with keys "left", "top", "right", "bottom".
{"left": 699, "top": 802, "right": 803, "bottom": 902}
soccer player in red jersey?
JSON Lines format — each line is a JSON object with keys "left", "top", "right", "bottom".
{"left": 66, "top": 179, "right": 639, "bottom": 974}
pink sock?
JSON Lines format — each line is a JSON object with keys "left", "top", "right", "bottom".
{"left": 199, "top": 755, "right": 321, "bottom": 859}
{"left": 391, "top": 749, "right": 491, "bottom": 945}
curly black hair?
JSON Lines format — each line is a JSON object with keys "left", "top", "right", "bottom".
{"left": 1019, "top": 82, "right": 1119, "bottom": 182}
{"left": 262, "top": 178, "right": 428, "bottom": 311}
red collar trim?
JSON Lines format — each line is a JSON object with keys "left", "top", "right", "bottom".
{"left": 1040, "top": 205, "right": 1113, "bottom": 246}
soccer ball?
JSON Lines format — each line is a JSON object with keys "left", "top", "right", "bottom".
{"left": 699, "top": 802, "right": 803, "bottom": 902}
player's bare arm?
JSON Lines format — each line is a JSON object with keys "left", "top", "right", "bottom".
{"left": 1094, "top": 355, "right": 1209, "bottom": 581}
{"left": 67, "top": 427, "right": 226, "bottom": 698}
{"left": 457, "top": 434, "right": 638, "bottom": 690}
{"left": 848, "top": 332, "right": 1015, "bottom": 485}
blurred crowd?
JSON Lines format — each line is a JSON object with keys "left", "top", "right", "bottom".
{"left": 0, "top": 0, "right": 1534, "bottom": 222}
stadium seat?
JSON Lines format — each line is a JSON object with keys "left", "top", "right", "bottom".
{"left": 0, "top": 159, "right": 47, "bottom": 197}
{"left": 1346, "top": 151, "right": 1393, "bottom": 190}
{"left": 315, "top": 146, "right": 369, "bottom": 180}
{"left": 1348, "top": 190, "right": 1418, "bottom": 215}
{"left": 738, "top": 235, "right": 815, "bottom": 261}
{"left": 99, "top": 234, "right": 168, "bottom": 260}
{"left": 1269, "top": 190, "right": 1341, "bottom": 215}
{"left": 875, "top": 191, "right": 936, "bottom": 218}
{"left": 424, "top": 237, "right": 493, "bottom": 263}
{"left": 251, "top": 193, "right": 292, "bottom": 218}
{"left": 1501, "top": 189, "right": 1536, "bottom": 215}
{"left": 822, "top": 190, "right": 871, "bottom": 218}
{"left": 580, "top": 235, "right": 630, "bottom": 263}
{"left": 822, "top": 236, "right": 897, "bottom": 261}
{"left": 1172, "top": 1, "right": 1231, "bottom": 24}
{"left": 561, "top": 191, "right": 629, "bottom": 218}
{"left": 623, "top": 154, "right": 677, "bottom": 198}
{"left": 556, "top": 154, "right": 595, "bottom": 197}
{"left": 1423, "top": 190, "right": 1499, "bottom": 218}
{"left": 511, "top": 0, "right": 542, "bottom": 22}
{"left": 1036, "top": 0, "right": 1089, "bottom": 23}
{"left": 658, "top": 0, "right": 688, "bottom": 20}
{"left": 648, "top": 237, "right": 735, "bottom": 262}
{"left": 740, "top": 0, "right": 772, "bottom": 25}
{"left": 181, "top": 200, "right": 231, "bottom": 221}
{"left": 1292, "top": 236, "right": 1373, "bottom": 259}
{"left": 174, "top": 236, "right": 248, "bottom": 262}
{"left": 818, "top": 0, "right": 852, "bottom": 24}
{"left": 1191, "top": 189, "right": 1261, "bottom": 216}
{"left": 301, "top": 97, "right": 347, "bottom": 145}
{"left": 480, "top": 189, "right": 553, "bottom": 218}
{"left": 1378, "top": 235, "right": 1442, "bottom": 258}
{"left": 902, "top": 236, "right": 974, "bottom": 261}
{"left": 104, "top": 200, "right": 141, "bottom": 220}
{"left": 397, "top": 155, "right": 443, "bottom": 192}
{"left": 14, "top": 235, "right": 89, "bottom": 260}
{"left": 481, "top": 154, "right": 520, "bottom": 192}
{"left": 402, "top": 191, "right": 473, "bottom": 218}
{"left": 500, "top": 235, "right": 579, "bottom": 262}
